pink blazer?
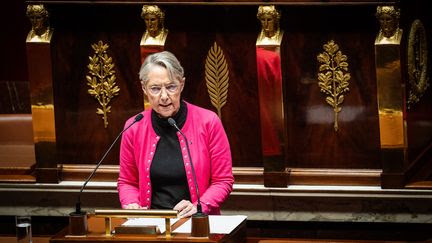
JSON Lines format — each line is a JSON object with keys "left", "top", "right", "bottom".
{"left": 118, "top": 102, "right": 234, "bottom": 214}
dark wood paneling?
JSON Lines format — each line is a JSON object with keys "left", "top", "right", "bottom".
{"left": 164, "top": 6, "right": 262, "bottom": 167}
{"left": 19, "top": 3, "right": 405, "bottom": 174}
{"left": 0, "top": 0, "right": 31, "bottom": 114}
{"left": 289, "top": 168, "right": 380, "bottom": 186}
{"left": 0, "top": 81, "right": 31, "bottom": 114}
{"left": 47, "top": 4, "right": 388, "bottom": 171}
{"left": 401, "top": 0, "right": 432, "bottom": 186}
{"left": 282, "top": 6, "right": 381, "bottom": 169}
{"left": 0, "top": 1, "right": 29, "bottom": 82}
{"left": 60, "top": 164, "right": 265, "bottom": 184}
{"left": 51, "top": 5, "right": 146, "bottom": 165}
{"left": 50, "top": 5, "right": 262, "bottom": 167}
{"left": 44, "top": 4, "right": 384, "bottom": 171}
{"left": 247, "top": 220, "right": 432, "bottom": 242}
{"left": 60, "top": 164, "right": 381, "bottom": 185}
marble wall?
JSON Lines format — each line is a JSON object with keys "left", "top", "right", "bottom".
{"left": 1, "top": 182, "right": 431, "bottom": 224}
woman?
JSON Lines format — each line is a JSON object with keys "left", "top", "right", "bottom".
{"left": 118, "top": 51, "right": 234, "bottom": 218}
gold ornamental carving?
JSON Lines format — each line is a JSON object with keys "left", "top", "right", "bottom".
{"left": 140, "top": 5, "right": 168, "bottom": 46}
{"left": 86, "top": 40, "right": 120, "bottom": 128}
{"left": 407, "top": 19, "right": 429, "bottom": 109}
{"left": 26, "top": 4, "right": 53, "bottom": 43}
{"left": 375, "top": 6, "right": 402, "bottom": 45}
{"left": 205, "top": 42, "right": 229, "bottom": 119}
{"left": 317, "top": 40, "right": 351, "bottom": 132}
{"left": 256, "top": 5, "right": 284, "bottom": 46}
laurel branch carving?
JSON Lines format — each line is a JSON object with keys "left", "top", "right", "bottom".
{"left": 317, "top": 40, "right": 351, "bottom": 132}
{"left": 86, "top": 40, "right": 120, "bottom": 128}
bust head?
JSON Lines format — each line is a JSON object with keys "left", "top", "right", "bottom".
{"left": 257, "top": 5, "right": 281, "bottom": 38}
{"left": 376, "top": 6, "right": 400, "bottom": 38}
{"left": 141, "top": 5, "right": 165, "bottom": 38}
{"left": 26, "top": 4, "right": 49, "bottom": 36}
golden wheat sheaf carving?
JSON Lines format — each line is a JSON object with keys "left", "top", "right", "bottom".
{"left": 317, "top": 40, "right": 351, "bottom": 132}
{"left": 86, "top": 40, "right": 120, "bottom": 128}
{"left": 205, "top": 42, "right": 229, "bottom": 119}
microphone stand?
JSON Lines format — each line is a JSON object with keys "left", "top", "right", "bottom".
{"left": 69, "top": 114, "right": 144, "bottom": 236}
{"left": 168, "top": 118, "right": 209, "bottom": 237}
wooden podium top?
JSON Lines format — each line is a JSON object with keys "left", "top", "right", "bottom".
{"left": 50, "top": 215, "right": 246, "bottom": 243}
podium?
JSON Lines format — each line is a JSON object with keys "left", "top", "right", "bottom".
{"left": 50, "top": 215, "right": 247, "bottom": 243}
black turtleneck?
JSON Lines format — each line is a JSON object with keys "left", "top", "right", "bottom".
{"left": 150, "top": 101, "right": 191, "bottom": 209}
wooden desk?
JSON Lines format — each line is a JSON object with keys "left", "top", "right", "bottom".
{"left": 50, "top": 216, "right": 246, "bottom": 243}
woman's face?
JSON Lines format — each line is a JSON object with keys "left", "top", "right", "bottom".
{"left": 379, "top": 13, "right": 397, "bottom": 38}
{"left": 143, "top": 65, "right": 184, "bottom": 118}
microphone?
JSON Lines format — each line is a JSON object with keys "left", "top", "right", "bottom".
{"left": 167, "top": 117, "right": 209, "bottom": 237}
{"left": 69, "top": 113, "right": 144, "bottom": 235}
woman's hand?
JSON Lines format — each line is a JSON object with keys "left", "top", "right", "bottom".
{"left": 173, "top": 200, "right": 197, "bottom": 218}
{"left": 123, "top": 203, "right": 147, "bottom": 209}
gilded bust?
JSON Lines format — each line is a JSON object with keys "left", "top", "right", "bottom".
{"left": 26, "top": 4, "right": 52, "bottom": 43}
{"left": 140, "top": 5, "right": 168, "bottom": 46}
{"left": 256, "top": 5, "right": 283, "bottom": 46}
{"left": 375, "top": 6, "right": 402, "bottom": 44}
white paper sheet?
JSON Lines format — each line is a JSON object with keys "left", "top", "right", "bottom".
{"left": 173, "top": 215, "right": 247, "bottom": 234}
{"left": 121, "top": 217, "right": 179, "bottom": 233}
{"left": 121, "top": 215, "right": 247, "bottom": 234}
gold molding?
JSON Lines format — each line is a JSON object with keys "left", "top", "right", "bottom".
{"left": 205, "top": 42, "right": 229, "bottom": 119}
{"left": 86, "top": 40, "right": 120, "bottom": 128}
{"left": 317, "top": 40, "right": 351, "bottom": 132}
{"left": 407, "top": 19, "right": 429, "bottom": 109}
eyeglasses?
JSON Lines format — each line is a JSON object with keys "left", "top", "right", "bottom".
{"left": 146, "top": 83, "right": 180, "bottom": 96}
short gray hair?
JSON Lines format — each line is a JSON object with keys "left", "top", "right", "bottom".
{"left": 139, "top": 51, "right": 184, "bottom": 86}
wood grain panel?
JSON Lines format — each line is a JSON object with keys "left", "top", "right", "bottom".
{"left": 49, "top": 5, "right": 262, "bottom": 167}
{"left": 35, "top": 4, "right": 388, "bottom": 172}
{"left": 51, "top": 5, "right": 144, "bottom": 165}
{"left": 0, "top": 81, "right": 31, "bottom": 114}
{"left": 282, "top": 6, "right": 381, "bottom": 169}
{"left": 164, "top": 6, "right": 262, "bottom": 167}
{"left": 401, "top": 0, "right": 432, "bottom": 186}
